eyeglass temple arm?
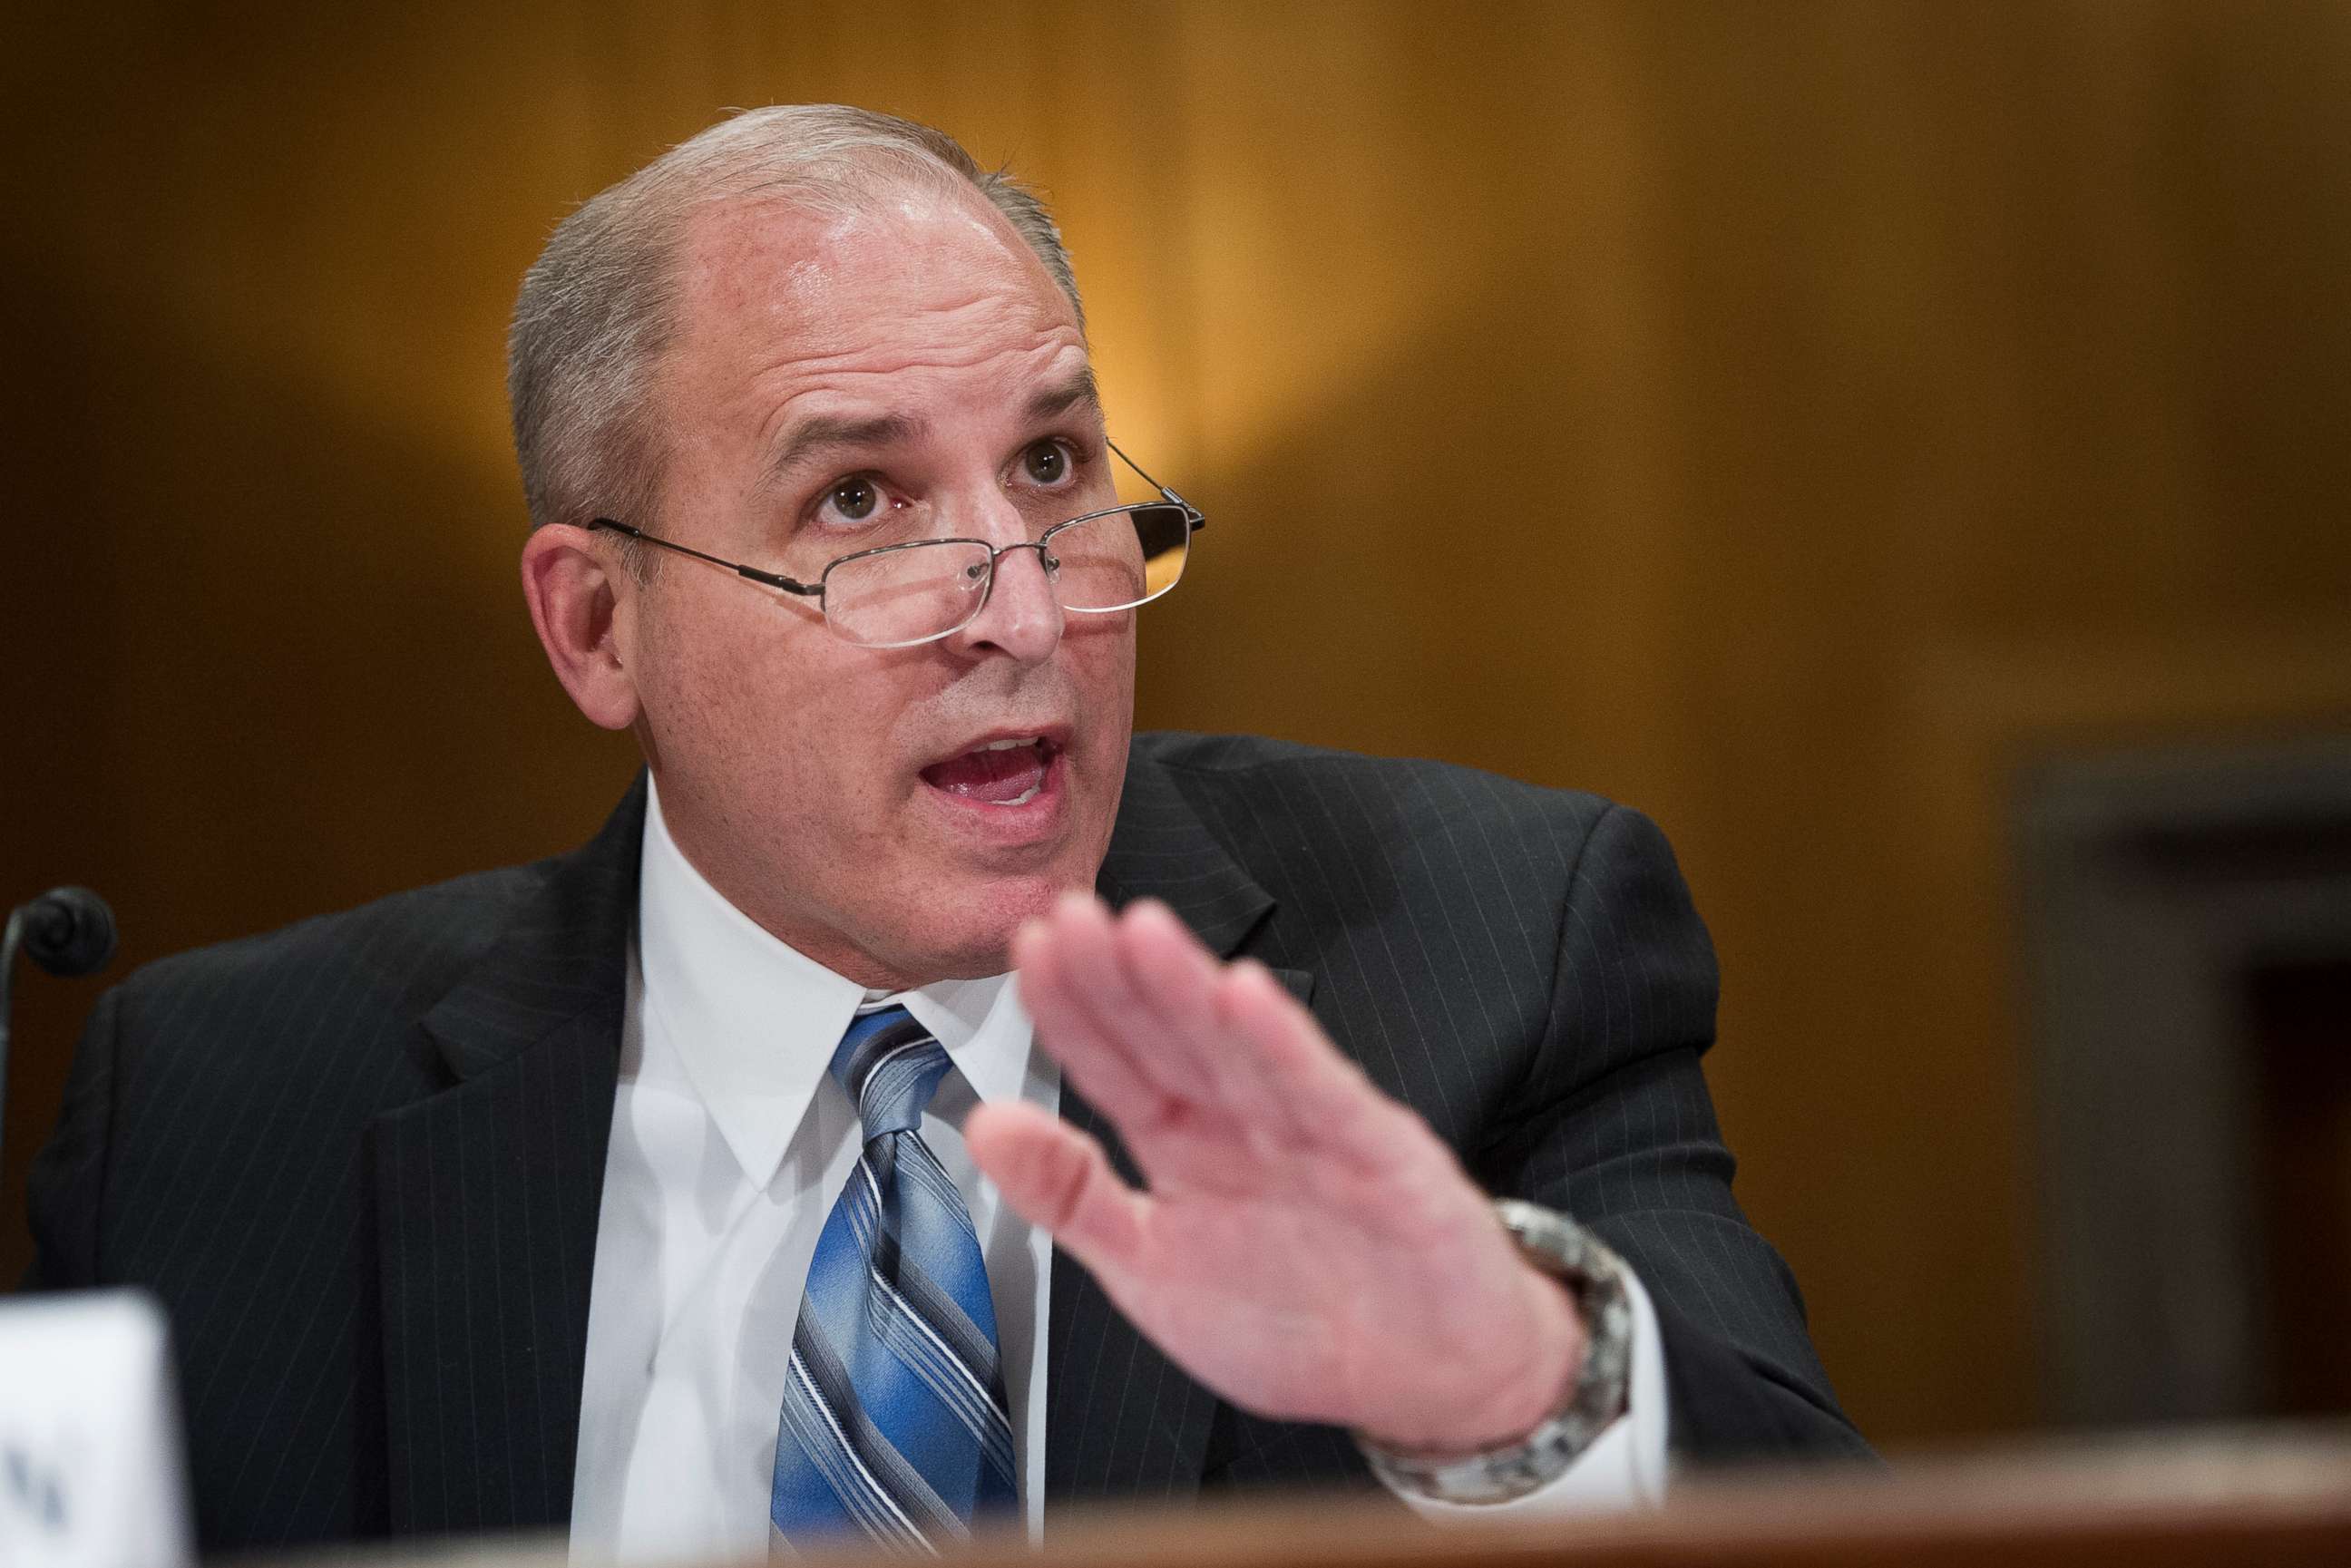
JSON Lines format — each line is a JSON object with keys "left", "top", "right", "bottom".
{"left": 1104, "top": 439, "right": 1205, "bottom": 531}
{"left": 587, "top": 519, "right": 824, "bottom": 597}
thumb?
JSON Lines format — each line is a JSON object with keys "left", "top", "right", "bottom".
{"left": 966, "top": 1100, "right": 1148, "bottom": 1272}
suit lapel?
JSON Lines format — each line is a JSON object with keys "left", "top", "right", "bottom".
{"left": 1047, "top": 752, "right": 1312, "bottom": 1518}
{"left": 366, "top": 758, "right": 1319, "bottom": 1526}
{"left": 375, "top": 778, "right": 646, "bottom": 1534}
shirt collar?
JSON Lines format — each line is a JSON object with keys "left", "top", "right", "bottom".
{"left": 636, "top": 776, "right": 1030, "bottom": 1186}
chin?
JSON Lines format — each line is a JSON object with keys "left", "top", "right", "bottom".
{"left": 904, "top": 869, "right": 1087, "bottom": 980}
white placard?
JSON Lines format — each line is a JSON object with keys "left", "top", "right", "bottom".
{"left": 0, "top": 1291, "right": 191, "bottom": 1568}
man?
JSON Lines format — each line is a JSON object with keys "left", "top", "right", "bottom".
{"left": 27, "top": 106, "right": 1866, "bottom": 1557}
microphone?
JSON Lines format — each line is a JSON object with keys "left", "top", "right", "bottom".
{"left": 2, "top": 887, "right": 121, "bottom": 1180}
{"left": 19, "top": 888, "right": 118, "bottom": 979}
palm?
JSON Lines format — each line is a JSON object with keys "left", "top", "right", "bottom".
{"left": 966, "top": 897, "right": 1580, "bottom": 1451}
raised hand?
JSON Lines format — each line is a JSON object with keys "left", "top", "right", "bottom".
{"left": 964, "top": 893, "right": 1584, "bottom": 1453}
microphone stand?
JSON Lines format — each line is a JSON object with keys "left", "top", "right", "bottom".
{"left": 0, "top": 901, "right": 27, "bottom": 1180}
{"left": 1, "top": 889, "right": 119, "bottom": 1182}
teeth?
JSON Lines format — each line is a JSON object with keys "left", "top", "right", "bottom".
{"left": 996, "top": 784, "right": 1042, "bottom": 807}
{"left": 980, "top": 736, "right": 1039, "bottom": 752}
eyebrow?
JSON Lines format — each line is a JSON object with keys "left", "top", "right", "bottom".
{"left": 764, "top": 411, "right": 926, "bottom": 488}
{"left": 760, "top": 367, "right": 1106, "bottom": 491}
{"left": 1027, "top": 368, "right": 1103, "bottom": 425}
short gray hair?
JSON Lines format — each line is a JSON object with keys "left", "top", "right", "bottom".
{"left": 507, "top": 104, "right": 1084, "bottom": 537}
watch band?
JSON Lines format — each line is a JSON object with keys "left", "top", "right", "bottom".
{"left": 1355, "top": 1199, "right": 1634, "bottom": 1505}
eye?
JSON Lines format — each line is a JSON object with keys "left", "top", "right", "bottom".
{"left": 1020, "top": 439, "right": 1075, "bottom": 488}
{"left": 815, "top": 475, "right": 883, "bottom": 527}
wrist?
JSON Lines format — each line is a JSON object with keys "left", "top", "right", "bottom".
{"left": 1355, "top": 1200, "right": 1635, "bottom": 1505}
{"left": 1366, "top": 1267, "right": 1587, "bottom": 1456}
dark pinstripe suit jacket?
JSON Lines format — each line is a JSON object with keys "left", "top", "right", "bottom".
{"left": 25, "top": 732, "right": 1865, "bottom": 1553}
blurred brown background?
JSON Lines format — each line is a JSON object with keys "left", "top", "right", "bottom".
{"left": 5, "top": 0, "right": 2348, "bottom": 1455}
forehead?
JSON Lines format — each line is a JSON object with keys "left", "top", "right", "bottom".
{"left": 666, "top": 180, "right": 1081, "bottom": 398}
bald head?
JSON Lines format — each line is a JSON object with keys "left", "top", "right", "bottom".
{"left": 506, "top": 105, "right": 1084, "bottom": 539}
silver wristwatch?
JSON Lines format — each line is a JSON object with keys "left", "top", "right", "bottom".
{"left": 1355, "top": 1199, "right": 1634, "bottom": 1505}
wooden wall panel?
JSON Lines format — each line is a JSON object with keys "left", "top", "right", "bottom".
{"left": 5, "top": 1, "right": 2348, "bottom": 1450}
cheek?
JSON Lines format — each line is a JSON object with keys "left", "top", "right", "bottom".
{"left": 638, "top": 592, "right": 806, "bottom": 779}
{"left": 1064, "top": 621, "right": 1136, "bottom": 828}
{"left": 1068, "top": 618, "right": 1138, "bottom": 727}
{"left": 700, "top": 640, "right": 919, "bottom": 831}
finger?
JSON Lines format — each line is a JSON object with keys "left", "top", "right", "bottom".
{"left": 1117, "top": 901, "right": 1283, "bottom": 1125}
{"left": 1217, "top": 957, "right": 1431, "bottom": 1170}
{"left": 1027, "top": 894, "right": 1221, "bottom": 1113}
{"left": 965, "top": 1099, "right": 1148, "bottom": 1275}
{"left": 1012, "top": 912, "right": 1174, "bottom": 1132}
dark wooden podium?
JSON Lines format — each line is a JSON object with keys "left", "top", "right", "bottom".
{"left": 1026, "top": 1432, "right": 2351, "bottom": 1568}
{"left": 274, "top": 1429, "right": 2351, "bottom": 1568}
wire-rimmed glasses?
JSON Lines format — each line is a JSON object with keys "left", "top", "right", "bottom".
{"left": 588, "top": 439, "right": 1203, "bottom": 649}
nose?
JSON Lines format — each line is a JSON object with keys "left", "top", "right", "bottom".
{"left": 946, "top": 511, "right": 1064, "bottom": 665}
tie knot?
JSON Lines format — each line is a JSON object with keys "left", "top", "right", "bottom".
{"left": 828, "top": 1006, "right": 951, "bottom": 1140}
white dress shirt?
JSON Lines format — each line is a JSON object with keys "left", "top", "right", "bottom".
{"left": 571, "top": 781, "right": 1668, "bottom": 1563}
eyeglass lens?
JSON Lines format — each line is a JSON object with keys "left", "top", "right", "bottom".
{"left": 821, "top": 503, "right": 1193, "bottom": 648}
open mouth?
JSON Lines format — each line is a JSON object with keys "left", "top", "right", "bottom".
{"left": 918, "top": 734, "right": 1062, "bottom": 807}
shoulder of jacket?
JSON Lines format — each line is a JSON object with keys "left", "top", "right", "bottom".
{"left": 1131, "top": 728, "right": 1624, "bottom": 836}
{"left": 109, "top": 858, "right": 551, "bottom": 1024}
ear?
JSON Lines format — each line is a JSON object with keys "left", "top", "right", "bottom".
{"left": 521, "top": 524, "right": 641, "bottom": 731}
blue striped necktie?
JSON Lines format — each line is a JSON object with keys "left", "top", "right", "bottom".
{"left": 770, "top": 1006, "right": 1019, "bottom": 1553}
